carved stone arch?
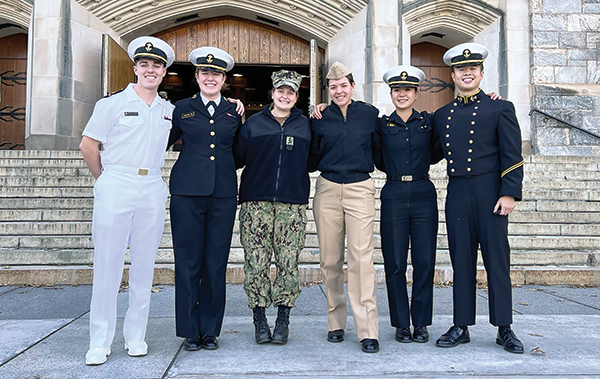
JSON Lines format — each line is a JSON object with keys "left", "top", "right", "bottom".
{"left": 0, "top": 0, "right": 33, "bottom": 31}
{"left": 403, "top": 0, "right": 503, "bottom": 47}
{"left": 74, "top": 0, "right": 368, "bottom": 43}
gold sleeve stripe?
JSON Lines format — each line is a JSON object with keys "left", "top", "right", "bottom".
{"left": 132, "top": 52, "right": 167, "bottom": 64}
{"left": 501, "top": 160, "right": 524, "bottom": 178}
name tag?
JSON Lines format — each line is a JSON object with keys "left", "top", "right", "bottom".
{"left": 124, "top": 111, "right": 138, "bottom": 116}
{"left": 182, "top": 112, "right": 195, "bottom": 119}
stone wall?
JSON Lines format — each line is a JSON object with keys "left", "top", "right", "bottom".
{"left": 530, "top": 0, "right": 600, "bottom": 155}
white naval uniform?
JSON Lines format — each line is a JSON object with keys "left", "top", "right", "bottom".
{"left": 82, "top": 83, "right": 174, "bottom": 351}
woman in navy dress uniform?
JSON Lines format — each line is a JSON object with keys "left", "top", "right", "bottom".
{"left": 375, "top": 65, "right": 443, "bottom": 345}
{"left": 168, "top": 47, "right": 242, "bottom": 351}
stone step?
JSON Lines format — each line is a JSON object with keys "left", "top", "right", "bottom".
{"left": 3, "top": 219, "right": 599, "bottom": 237}
{"left": 1, "top": 264, "right": 598, "bottom": 287}
{"left": 3, "top": 234, "right": 600, "bottom": 255}
{"left": 1, "top": 248, "right": 597, "bottom": 267}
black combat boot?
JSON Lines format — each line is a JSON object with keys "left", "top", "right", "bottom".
{"left": 271, "top": 306, "right": 291, "bottom": 345}
{"left": 252, "top": 307, "right": 271, "bottom": 344}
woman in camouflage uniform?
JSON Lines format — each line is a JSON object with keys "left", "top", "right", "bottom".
{"left": 235, "top": 70, "right": 311, "bottom": 345}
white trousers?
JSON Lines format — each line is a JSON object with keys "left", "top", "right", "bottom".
{"left": 89, "top": 170, "right": 168, "bottom": 350}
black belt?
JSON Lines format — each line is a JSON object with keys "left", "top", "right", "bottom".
{"left": 386, "top": 174, "right": 429, "bottom": 182}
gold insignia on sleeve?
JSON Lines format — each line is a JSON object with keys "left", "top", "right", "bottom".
{"left": 463, "top": 49, "right": 471, "bottom": 58}
{"left": 145, "top": 42, "right": 153, "bottom": 52}
{"left": 206, "top": 54, "right": 214, "bottom": 63}
{"left": 501, "top": 160, "right": 524, "bottom": 177}
{"left": 181, "top": 112, "right": 195, "bottom": 119}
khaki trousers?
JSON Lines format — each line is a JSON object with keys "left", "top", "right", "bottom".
{"left": 313, "top": 175, "right": 379, "bottom": 340}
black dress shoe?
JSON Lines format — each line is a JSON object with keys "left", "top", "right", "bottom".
{"left": 413, "top": 326, "right": 429, "bottom": 343}
{"left": 183, "top": 337, "right": 202, "bottom": 351}
{"left": 327, "top": 329, "right": 344, "bottom": 343}
{"left": 395, "top": 327, "right": 413, "bottom": 343}
{"left": 436, "top": 325, "right": 470, "bottom": 348}
{"left": 200, "top": 335, "right": 219, "bottom": 350}
{"left": 496, "top": 327, "right": 524, "bottom": 354}
{"left": 361, "top": 338, "right": 380, "bottom": 353}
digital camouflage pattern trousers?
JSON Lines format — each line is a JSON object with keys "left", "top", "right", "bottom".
{"left": 239, "top": 200, "right": 307, "bottom": 308}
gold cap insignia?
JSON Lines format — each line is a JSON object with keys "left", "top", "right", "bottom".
{"left": 400, "top": 71, "right": 408, "bottom": 80}
{"left": 206, "top": 54, "right": 214, "bottom": 63}
{"left": 145, "top": 42, "right": 153, "bottom": 52}
{"left": 463, "top": 49, "right": 471, "bottom": 58}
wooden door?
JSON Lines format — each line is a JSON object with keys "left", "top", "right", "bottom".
{"left": 102, "top": 34, "right": 134, "bottom": 96}
{"left": 154, "top": 17, "right": 310, "bottom": 64}
{"left": 0, "top": 34, "right": 27, "bottom": 149}
{"left": 411, "top": 42, "right": 454, "bottom": 113}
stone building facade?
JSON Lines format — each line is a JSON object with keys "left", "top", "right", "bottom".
{"left": 0, "top": 0, "right": 598, "bottom": 154}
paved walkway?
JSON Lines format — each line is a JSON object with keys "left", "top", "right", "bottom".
{"left": 1, "top": 283, "right": 599, "bottom": 378}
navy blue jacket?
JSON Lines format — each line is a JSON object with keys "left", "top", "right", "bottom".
{"left": 375, "top": 109, "right": 443, "bottom": 177}
{"left": 168, "top": 94, "right": 242, "bottom": 197}
{"left": 433, "top": 90, "right": 524, "bottom": 201}
{"left": 308, "top": 100, "right": 380, "bottom": 184}
{"left": 236, "top": 105, "right": 311, "bottom": 204}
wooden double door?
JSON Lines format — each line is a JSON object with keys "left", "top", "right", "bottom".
{"left": 0, "top": 34, "right": 27, "bottom": 150}
{"left": 411, "top": 42, "right": 454, "bottom": 113}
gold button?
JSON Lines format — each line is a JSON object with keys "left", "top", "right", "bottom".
{"left": 448, "top": 151, "right": 452, "bottom": 155}
{"left": 470, "top": 130, "right": 474, "bottom": 134}
{"left": 471, "top": 121, "right": 475, "bottom": 125}
{"left": 451, "top": 168, "right": 455, "bottom": 173}
{"left": 450, "top": 109, "right": 454, "bottom": 113}
{"left": 468, "top": 149, "right": 473, "bottom": 153}
{"left": 453, "top": 103, "right": 458, "bottom": 106}
{"left": 448, "top": 116, "right": 452, "bottom": 120}
{"left": 467, "top": 167, "right": 471, "bottom": 172}
{"left": 446, "top": 125, "right": 450, "bottom": 129}
{"left": 449, "top": 160, "right": 454, "bottom": 164}
{"left": 210, "top": 131, "right": 215, "bottom": 136}
{"left": 475, "top": 106, "right": 479, "bottom": 110}
{"left": 446, "top": 142, "right": 450, "bottom": 147}
{"left": 467, "top": 158, "right": 472, "bottom": 162}
{"left": 446, "top": 134, "right": 450, "bottom": 138}
{"left": 210, "top": 144, "right": 215, "bottom": 149}
{"left": 477, "top": 100, "right": 481, "bottom": 103}
{"left": 209, "top": 119, "right": 214, "bottom": 124}
{"left": 469, "top": 140, "right": 473, "bottom": 144}
{"left": 210, "top": 156, "right": 215, "bottom": 161}
{"left": 472, "top": 113, "right": 477, "bottom": 116}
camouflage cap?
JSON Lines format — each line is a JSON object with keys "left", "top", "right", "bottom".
{"left": 271, "top": 70, "right": 302, "bottom": 92}
{"left": 326, "top": 61, "right": 351, "bottom": 80}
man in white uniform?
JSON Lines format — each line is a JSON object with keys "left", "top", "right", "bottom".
{"left": 80, "top": 36, "right": 175, "bottom": 366}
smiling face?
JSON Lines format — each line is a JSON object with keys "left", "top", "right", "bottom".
{"left": 272, "top": 85, "right": 298, "bottom": 114}
{"left": 451, "top": 64, "right": 484, "bottom": 95}
{"left": 133, "top": 58, "right": 167, "bottom": 91}
{"left": 195, "top": 69, "right": 226, "bottom": 100}
{"left": 390, "top": 87, "right": 418, "bottom": 111}
{"left": 328, "top": 76, "right": 354, "bottom": 109}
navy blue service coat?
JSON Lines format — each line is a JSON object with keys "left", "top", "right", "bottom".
{"left": 433, "top": 90, "right": 524, "bottom": 327}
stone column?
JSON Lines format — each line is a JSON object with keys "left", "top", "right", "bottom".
{"left": 500, "top": 0, "right": 532, "bottom": 154}
{"left": 365, "top": 0, "right": 401, "bottom": 115}
{"left": 26, "top": 0, "right": 74, "bottom": 149}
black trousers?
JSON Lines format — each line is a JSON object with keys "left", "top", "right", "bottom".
{"left": 170, "top": 194, "right": 237, "bottom": 338}
{"left": 380, "top": 179, "right": 438, "bottom": 328}
{"left": 445, "top": 172, "right": 513, "bottom": 327}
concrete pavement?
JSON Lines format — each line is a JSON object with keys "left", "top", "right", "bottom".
{"left": 1, "top": 283, "right": 599, "bottom": 378}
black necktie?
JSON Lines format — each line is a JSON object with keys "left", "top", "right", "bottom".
{"left": 206, "top": 101, "right": 216, "bottom": 115}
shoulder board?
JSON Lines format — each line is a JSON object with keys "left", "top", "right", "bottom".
{"left": 103, "top": 88, "right": 125, "bottom": 98}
